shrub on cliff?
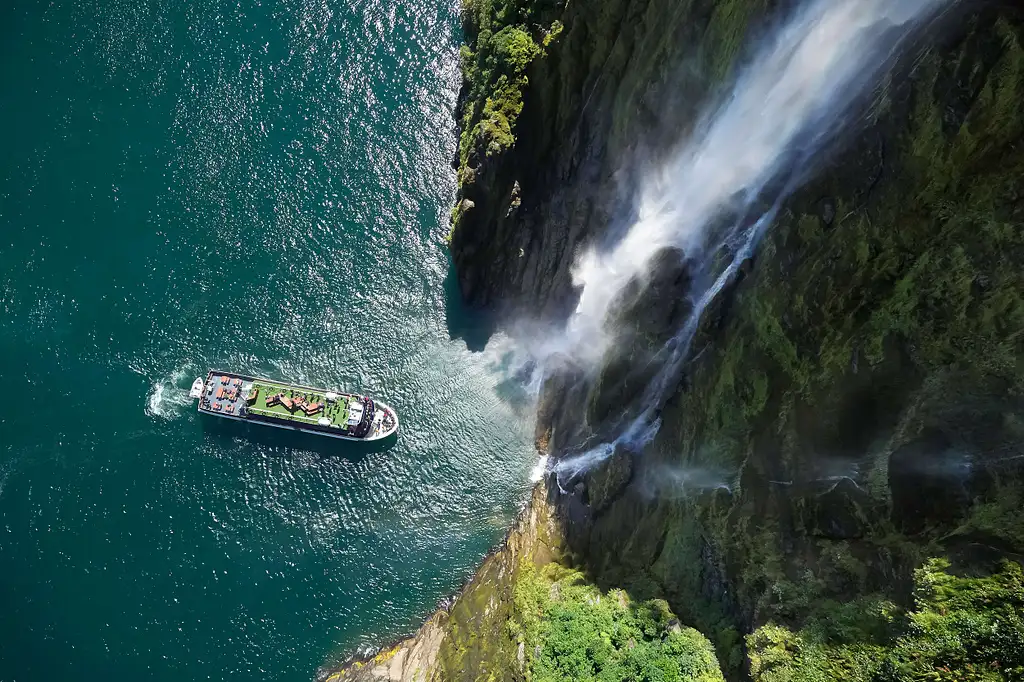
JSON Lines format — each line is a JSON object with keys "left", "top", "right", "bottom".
{"left": 451, "top": 0, "right": 565, "bottom": 239}
{"left": 490, "top": 25, "right": 540, "bottom": 73}
{"left": 458, "top": 21, "right": 543, "bottom": 167}
{"left": 747, "top": 559, "right": 1024, "bottom": 681}
{"left": 513, "top": 564, "right": 725, "bottom": 682}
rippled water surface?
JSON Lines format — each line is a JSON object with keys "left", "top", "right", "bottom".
{"left": 0, "top": 1, "right": 537, "bottom": 679}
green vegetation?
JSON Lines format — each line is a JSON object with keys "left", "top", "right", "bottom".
{"left": 554, "top": 11, "right": 1024, "bottom": 681}
{"left": 450, "top": 0, "right": 565, "bottom": 238}
{"left": 748, "top": 559, "right": 1024, "bottom": 681}
{"left": 458, "top": 0, "right": 557, "bottom": 164}
{"left": 512, "top": 563, "right": 725, "bottom": 682}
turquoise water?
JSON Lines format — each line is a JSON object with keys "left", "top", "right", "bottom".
{"left": 0, "top": 1, "right": 538, "bottom": 680}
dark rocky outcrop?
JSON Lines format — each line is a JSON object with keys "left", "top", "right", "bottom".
{"left": 450, "top": 0, "right": 754, "bottom": 320}
{"left": 542, "top": 5, "right": 1024, "bottom": 671}
{"left": 330, "top": 1, "right": 1024, "bottom": 680}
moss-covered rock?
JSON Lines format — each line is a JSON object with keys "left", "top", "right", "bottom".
{"left": 540, "top": 5, "right": 1024, "bottom": 678}
{"left": 321, "top": 485, "right": 565, "bottom": 682}
{"left": 746, "top": 559, "right": 1024, "bottom": 681}
{"left": 344, "top": 2, "right": 1024, "bottom": 682}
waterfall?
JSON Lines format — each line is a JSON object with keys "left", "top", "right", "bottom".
{"left": 550, "top": 0, "right": 950, "bottom": 479}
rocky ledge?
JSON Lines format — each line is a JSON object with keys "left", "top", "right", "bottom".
{"left": 321, "top": 484, "right": 563, "bottom": 682}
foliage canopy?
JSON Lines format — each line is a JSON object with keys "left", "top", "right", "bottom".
{"left": 513, "top": 564, "right": 725, "bottom": 682}
{"left": 748, "top": 559, "right": 1024, "bottom": 682}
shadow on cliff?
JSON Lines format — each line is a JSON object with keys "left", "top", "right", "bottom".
{"left": 443, "top": 261, "right": 496, "bottom": 352}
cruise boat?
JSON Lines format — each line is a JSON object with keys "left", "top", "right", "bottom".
{"left": 190, "top": 371, "right": 398, "bottom": 441}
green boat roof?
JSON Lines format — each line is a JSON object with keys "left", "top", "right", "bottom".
{"left": 244, "top": 379, "right": 354, "bottom": 426}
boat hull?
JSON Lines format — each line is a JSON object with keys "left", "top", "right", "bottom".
{"left": 195, "top": 371, "right": 398, "bottom": 442}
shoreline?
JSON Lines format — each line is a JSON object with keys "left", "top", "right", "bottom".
{"left": 319, "top": 479, "right": 558, "bottom": 682}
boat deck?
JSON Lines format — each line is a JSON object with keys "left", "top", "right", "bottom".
{"left": 201, "top": 374, "right": 248, "bottom": 417}
{"left": 197, "top": 370, "right": 397, "bottom": 440}
{"left": 245, "top": 379, "right": 353, "bottom": 426}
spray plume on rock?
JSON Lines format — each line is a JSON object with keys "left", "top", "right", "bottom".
{"left": 549, "top": 0, "right": 949, "bottom": 480}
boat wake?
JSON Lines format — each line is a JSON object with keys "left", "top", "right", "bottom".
{"left": 145, "top": 367, "right": 196, "bottom": 420}
{"left": 0, "top": 454, "right": 16, "bottom": 500}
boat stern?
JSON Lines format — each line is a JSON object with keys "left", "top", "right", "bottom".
{"left": 189, "top": 377, "right": 206, "bottom": 399}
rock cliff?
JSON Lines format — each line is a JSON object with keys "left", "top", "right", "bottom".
{"left": 331, "top": 0, "right": 1024, "bottom": 680}
{"left": 322, "top": 484, "right": 564, "bottom": 682}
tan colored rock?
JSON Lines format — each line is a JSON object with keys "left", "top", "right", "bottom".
{"left": 322, "top": 485, "right": 561, "bottom": 682}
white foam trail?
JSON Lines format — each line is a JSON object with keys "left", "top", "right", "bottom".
{"left": 0, "top": 457, "right": 15, "bottom": 500}
{"left": 145, "top": 367, "right": 195, "bottom": 419}
{"left": 538, "top": 0, "right": 948, "bottom": 482}
{"left": 563, "top": 0, "right": 947, "bottom": 365}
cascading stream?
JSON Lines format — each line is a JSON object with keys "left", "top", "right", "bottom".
{"left": 550, "top": 0, "right": 951, "bottom": 480}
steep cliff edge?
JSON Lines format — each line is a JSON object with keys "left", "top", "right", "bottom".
{"left": 331, "top": 1, "right": 1024, "bottom": 680}
{"left": 321, "top": 485, "right": 563, "bottom": 682}
{"left": 449, "top": 0, "right": 753, "bottom": 318}
{"left": 324, "top": 485, "right": 728, "bottom": 682}
{"left": 540, "top": 0, "right": 1024, "bottom": 654}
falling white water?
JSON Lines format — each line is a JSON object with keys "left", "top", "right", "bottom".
{"left": 639, "top": 464, "right": 735, "bottom": 499}
{"left": 568, "top": 0, "right": 947, "bottom": 362}
{"left": 530, "top": 455, "right": 550, "bottom": 482}
{"left": 548, "top": 0, "right": 949, "bottom": 481}
{"left": 553, "top": 416, "right": 661, "bottom": 481}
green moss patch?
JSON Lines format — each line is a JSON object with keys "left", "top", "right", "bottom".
{"left": 450, "top": 0, "right": 565, "bottom": 240}
{"left": 747, "top": 558, "right": 1024, "bottom": 681}
{"left": 512, "top": 563, "right": 725, "bottom": 682}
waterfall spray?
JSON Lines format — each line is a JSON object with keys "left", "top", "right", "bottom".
{"left": 551, "top": 0, "right": 949, "bottom": 480}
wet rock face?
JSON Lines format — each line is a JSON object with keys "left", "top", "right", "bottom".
{"left": 449, "top": 0, "right": 738, "bottom": 320}
{"left": 819, "top": 198, "right": 836, "bottom": 227}
{"left": 572, "top": 5, "right": 1024, "bottom": 658}
{"left": 450, "top": 0, "right": 1024, "bottom": 676}
{"left": 607, "top": 247, "right": 695, "bottom": 337}
{"left": 805, "top": 478, "right": 870, "bottom": 541}
{"left": 888, "top": 430, "right": 971, "bottom": 535}
{"left": 583, "top": 445, "right": 634, "bottom": 516}
{"left": 587, "top": 247, "right": 695, "bottom": 426}
{"left": 534, "top": 358, "right": 592, "bottom": 454}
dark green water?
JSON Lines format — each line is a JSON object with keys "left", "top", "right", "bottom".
{"left": 0, "top": 1, "right": 538, "bottom": 679}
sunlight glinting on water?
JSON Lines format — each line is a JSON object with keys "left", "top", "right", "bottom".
{"left": 0, "top": 0, "right": 536, "bottom": 679}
